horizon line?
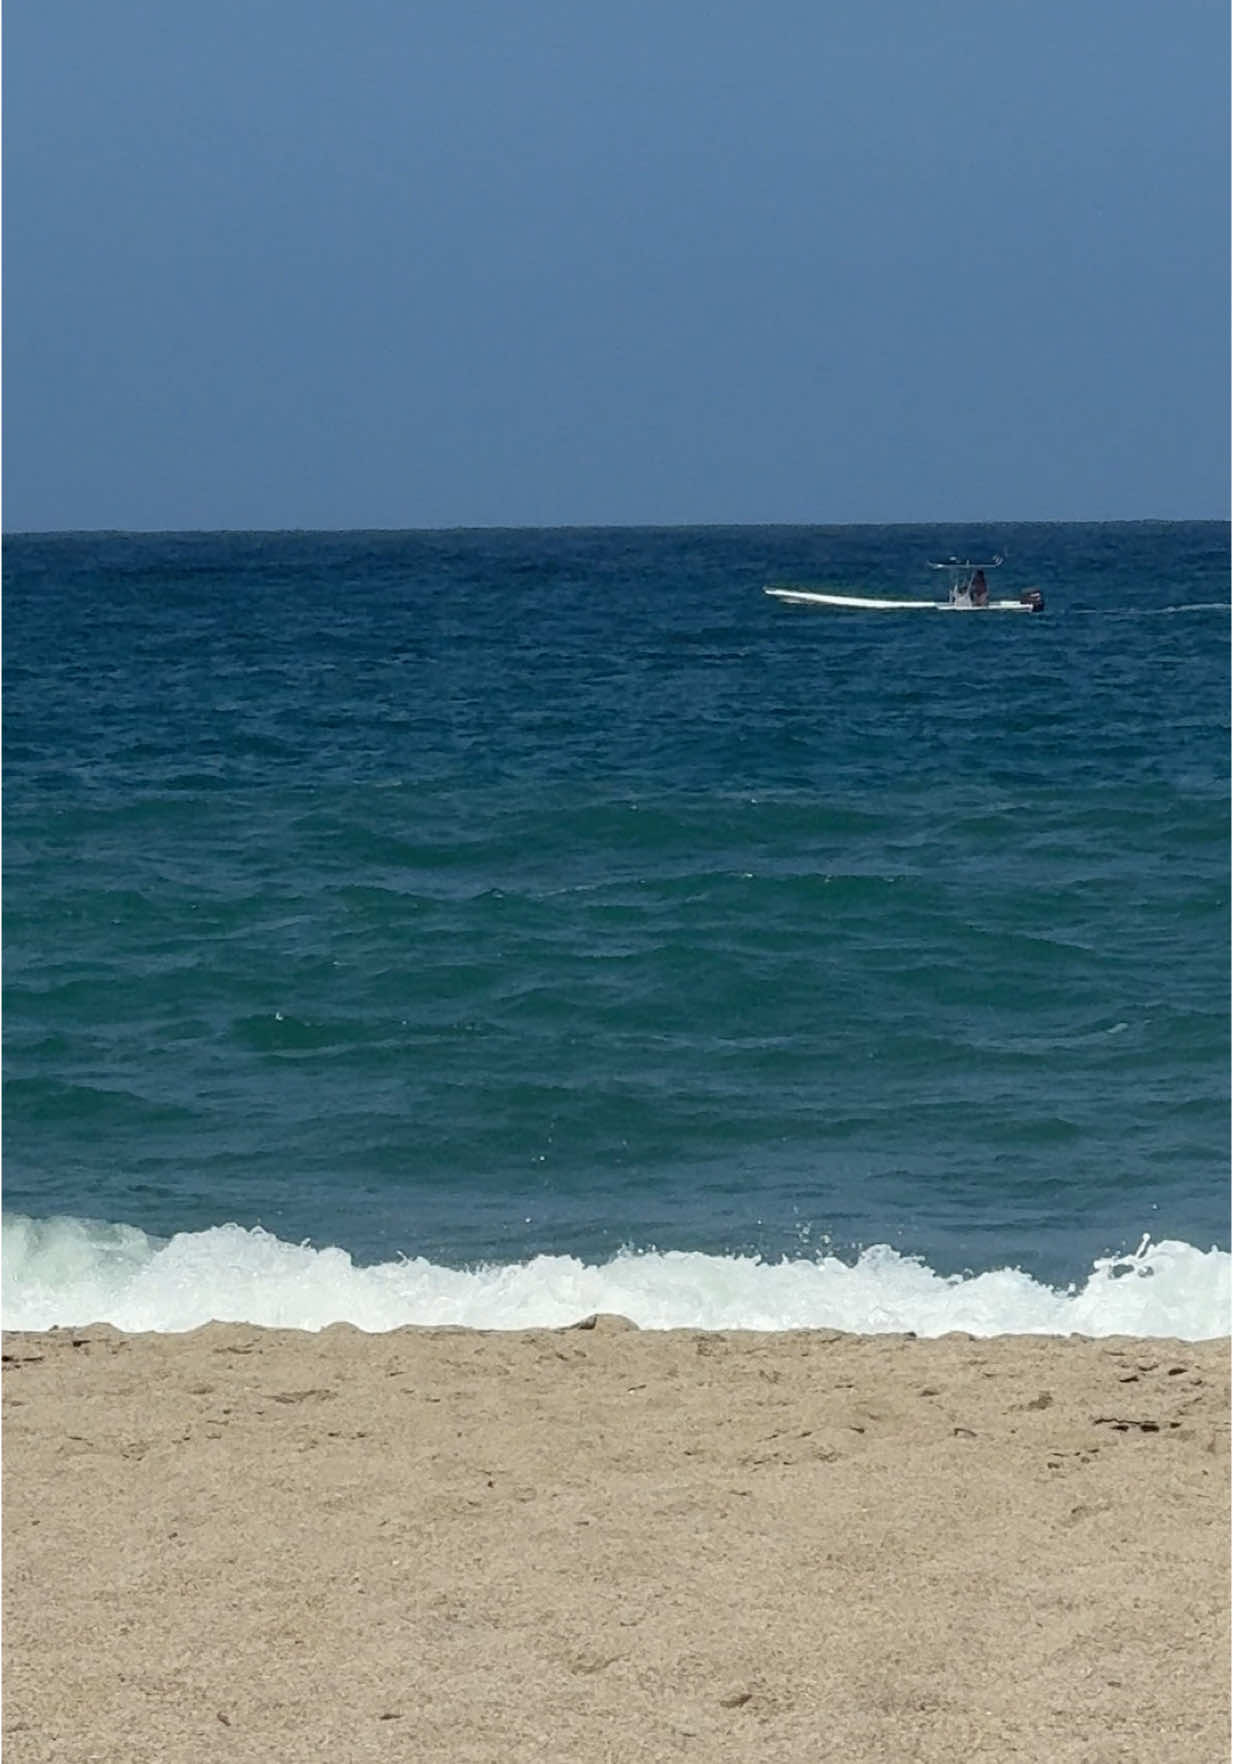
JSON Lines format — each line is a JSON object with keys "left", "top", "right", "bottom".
{"left": 4, "top": 515, "right": 1230, "bottom": 539}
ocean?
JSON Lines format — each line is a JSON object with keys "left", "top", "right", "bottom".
{"left": 3, "top": 523, "right": 1229, "bottom": 1337}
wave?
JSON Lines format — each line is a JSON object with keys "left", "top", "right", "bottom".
{"left": 2, "top": 1214, "right": 1227, "bottom": 1339}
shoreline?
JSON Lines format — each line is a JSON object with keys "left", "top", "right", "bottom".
{"left": 4, "top": 1323, "right": 1229, "bottom": 1762}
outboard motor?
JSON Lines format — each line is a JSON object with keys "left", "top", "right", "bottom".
{"left": 1018, "top": 589, "right": 1045, "bottom": 614}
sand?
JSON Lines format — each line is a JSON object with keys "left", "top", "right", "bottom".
{"left": 3, "top": 1320, "right": 1228, "bottom": 1762}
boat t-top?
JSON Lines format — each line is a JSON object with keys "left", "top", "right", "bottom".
{"left": 765, "top": 554, "right": 1045, "bottom": 614}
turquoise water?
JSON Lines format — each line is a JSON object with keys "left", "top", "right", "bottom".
{"left": 4, "top": 524, "right": 1229, "bottom": 1333}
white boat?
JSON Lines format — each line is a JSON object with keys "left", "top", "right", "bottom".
{"left": 765, "top": 555, "right": 1045, "bottom": 614}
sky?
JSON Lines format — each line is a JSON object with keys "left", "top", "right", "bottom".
{"left": 4, "top": 0, "right": 1229, "bottom": 529}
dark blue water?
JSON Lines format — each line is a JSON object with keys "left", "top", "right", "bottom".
{"left": 3, "top": 523, "right": 1228, "bottom": 1333}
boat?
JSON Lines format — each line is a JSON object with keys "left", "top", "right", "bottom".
{"left": 765, "top": 555, "right": 1045, "bottom": 614}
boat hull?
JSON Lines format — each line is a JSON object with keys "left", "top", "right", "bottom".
{"left": 764, "top": 587, "right": 1038, "bottom": 613}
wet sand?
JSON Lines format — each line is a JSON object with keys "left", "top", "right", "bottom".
{"left": 3, "top": 1321, "right": 1228, "bottom": 1762}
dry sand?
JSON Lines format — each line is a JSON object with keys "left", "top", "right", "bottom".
{"left": 3, "top": 1321, "right": 1228, "bottom": 1762}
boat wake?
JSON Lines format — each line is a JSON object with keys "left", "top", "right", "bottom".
{"left": 1082, "top": 602, "right": 1232, "bottom": 619}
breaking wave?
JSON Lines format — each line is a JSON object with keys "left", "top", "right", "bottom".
{"left": 3, "top": 1214, "right": 1227, "bottom": 1339}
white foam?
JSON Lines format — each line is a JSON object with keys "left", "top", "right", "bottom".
{"left": 2, "top": 1214, "right": 1227, "bottom": 1339}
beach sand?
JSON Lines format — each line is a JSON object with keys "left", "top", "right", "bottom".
{"left": 3, "top": 1321, "right": 1228, "bottom": 1762}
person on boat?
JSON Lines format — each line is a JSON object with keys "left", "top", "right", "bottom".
{"left": 970, "top": 568, "right": 989, "bottom": 607}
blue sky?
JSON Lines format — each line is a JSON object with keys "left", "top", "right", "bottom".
{"left": 4, "top": 0, "right": 1228, "bottom": 529}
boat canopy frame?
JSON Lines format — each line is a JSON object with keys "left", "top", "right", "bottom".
{"left": 927, "top": 554, "right": 1005, "bottom": 574}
